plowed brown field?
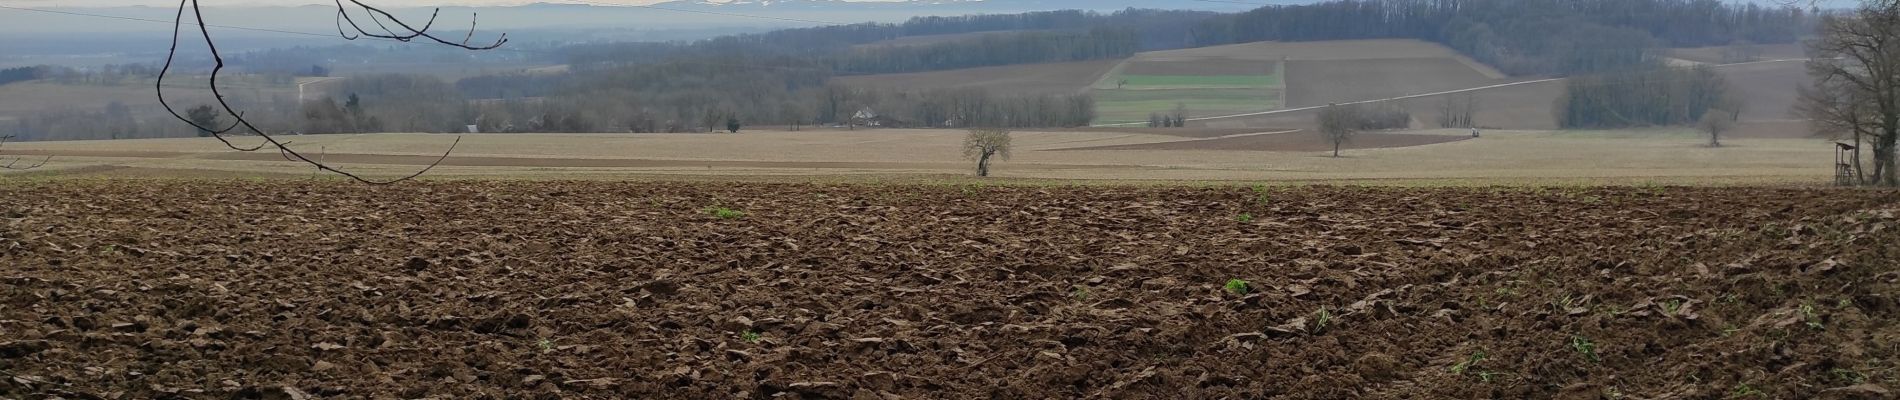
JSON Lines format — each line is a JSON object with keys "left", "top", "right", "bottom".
{"left": 2, "top": 182, "right": 1897, "bottom": 399}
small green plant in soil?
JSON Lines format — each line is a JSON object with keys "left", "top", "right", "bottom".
{"left": 1664, "top": 299, "right": 1684, "bottom": 315}
{"left": 1800, "top": 303, "right": 1824, "bottom": 330}
{"left": 706, "top": 207, "right": 745, "bottom": 219}
{"left": 1224, "top": 279, "right": 1250, "bottom": 295}
{"left": 1450, "top": 350, "right": 1488, "bottom": 375}
{"left": 1729, "top": 383, "right": 1764, "bottom": 398}
{"left": 1071, "top": 286, "right": 1090, "bottom": 301}
{"left": 740, "top": 330, "right": 762, "bottom": 343}
{"left": 1570, "top": 336, "right": 1600, "bottom": 363}
{"left": 1251, "top": 184, "right": 1272, "bottom": 206}
{"left": 1236, "top": 213, "right": 1254, "bottom": 222}
{"left": 1313, "top": 306, "right": 1333, "bottom": 333}
{"left": 1551, "top": 293, "right": 1590, "bottom": 313}
{"left": 1831, "top": 368, "right": 1867, "bottom": 384}
{"left": 536, "top": 338, "right": 553, "bottom": 352}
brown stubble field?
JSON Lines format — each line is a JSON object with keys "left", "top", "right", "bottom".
{"left": 828, "top": 60, "right": 1120, "bottom": 96}
{"left": 0, "top": 128, "right": 1845, "bottom": 185}
{"left": 0, "top": 127, "right": 1845, "bottom": 185}
{"left": 0, "top": 181, "right": 1895, "bottom": 398}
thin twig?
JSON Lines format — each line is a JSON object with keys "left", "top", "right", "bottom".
{"left": 156, "top": 0, "right": 497, "bottom": 184}
{"left": 0, "top": 135, "right": 49, "bottom": 170}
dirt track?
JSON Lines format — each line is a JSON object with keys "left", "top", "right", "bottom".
{"left": 2, "top": 182, "right": 1896, "bottom": 399}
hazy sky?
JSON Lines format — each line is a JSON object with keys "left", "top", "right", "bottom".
{"left": 10, "top": 0, "right": 1859, "bottom": 7}
{"left": 5, "top": 0, "right": 830, "bottom": 6}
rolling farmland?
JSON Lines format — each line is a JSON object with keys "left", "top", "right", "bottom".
{"left": 1089, "top": 58, "right": 1286, "bottom": 126}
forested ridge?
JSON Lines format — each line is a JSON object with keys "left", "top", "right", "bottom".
{"left": 4, "top": 0, "right": 1820, "bottom": 139}
{"left": 1192, "top": 0, "right": 1810, "bottom": 75}
{"left": 453, "top": 0, "right": 1810, "bottom": 133}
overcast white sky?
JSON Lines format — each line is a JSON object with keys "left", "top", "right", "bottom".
{"left": 1, "top": 0, "right": 919, "bottom": 6}
{"left": 6, "top": 0, "right": 653, "bottom": 5}
{"left": 6, "top": 0, "right": 1858, "bottom": 7}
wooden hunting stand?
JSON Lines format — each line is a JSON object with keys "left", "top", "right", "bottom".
{"left": 1836, "top": 142, "right": 1860, "bottom": 186}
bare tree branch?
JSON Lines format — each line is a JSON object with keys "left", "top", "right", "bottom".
{"left": 157, "top": 0, "right": 500, "bottom": 184}
{"left": 334, "top": 0, "right": 507, "bottom": 50}
{"left": 0, "top": 135, "right": 50, "bottom": 170}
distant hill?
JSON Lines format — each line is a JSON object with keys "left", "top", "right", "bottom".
{"left": 0, "top": 1, "right": 1263, "bottom": 35}
{"left": 646, "top": 0, "right": 1272, "bottom": 12}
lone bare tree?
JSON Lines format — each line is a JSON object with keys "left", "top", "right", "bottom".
{"left": 1699, "top": 109, "right": 1737, "bottom": 147}
{"left": 1795, "top": 0, "right": 1900, "bottom": 186}
{"left": 1436, "top": 92, "right": 1479, "bottom": 128}
{"left": 963, "top": 127, "right": 1011, "bottom": 177}
{"left": 1318, "top": 103, "right": 1361, "bottom": 157}
{"left": 157, "top": 0, "right": 505, "bottom": 184}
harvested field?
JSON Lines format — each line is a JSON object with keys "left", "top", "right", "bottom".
{"left": 1091, "top": 55, "right": 1284, "bottom": 125}
{"left": 830, "top": 60, "right": 1119, "bottom": 96}
{"left": 1, "top": 181, "right": 1896, "bottom": 398}
{"left": 1720, "top": 61, "right": 1808, "bottom": 122}
{"left": 1732, "top": 120, "right": 1818, "bottom": 139}
{"left": 1669, "top": 44, "right": 1808, "bottom": 65}
{"left": 1122, "top": 58, "right": 1277, "bottom": 76}
{"left": 0, "top": 130, "right": 1845, "bottom": 184}
{"left": 1283, "top": 58, "right": 1504, "bottom": 108}
{"left": 1115, "top": 75, "right": 1280, "bottom": 90}
{"left": 1137, "top": 39, "right": 1473, "bottom": 61}
{"left": 1040, "top": 126, "right": 1289, "bottom": 139}
{"left": 1093, "top": 88, "right": 1282, "bottom": 125}
{"left": 1059, "top": 130, "right": 1469, "bottom": 152}
{"left": 1207, "top": 59, "right": 1810, "bottom": 134}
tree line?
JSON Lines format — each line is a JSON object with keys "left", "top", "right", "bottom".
{"left": 157, "top": 62, "right": 1099, "bottom": 137}
{"left": 556, "top": 9, "right": 1214, "bottom": 73}
{"left": 1556, "top": 65, "right": 1737, "bottom": 129}
{"left": 1190, "top": 0, "right": 1810, "bottom": 75}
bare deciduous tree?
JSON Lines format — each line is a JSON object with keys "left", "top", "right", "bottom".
{"left": 1795, "top": 0, "right": 1900, "bottom": 186}
{"left": 1699, "top": 109, "right": 1737, "bottom": 147}
{"left": 1318, "top": 103, "right": 1361, "bottom": 157}
{"left": 963, "top": 127, "right": 1011, "bottom": 177}
{"left": 1436, "top": 92, "right": 1479, "bottom": 128}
